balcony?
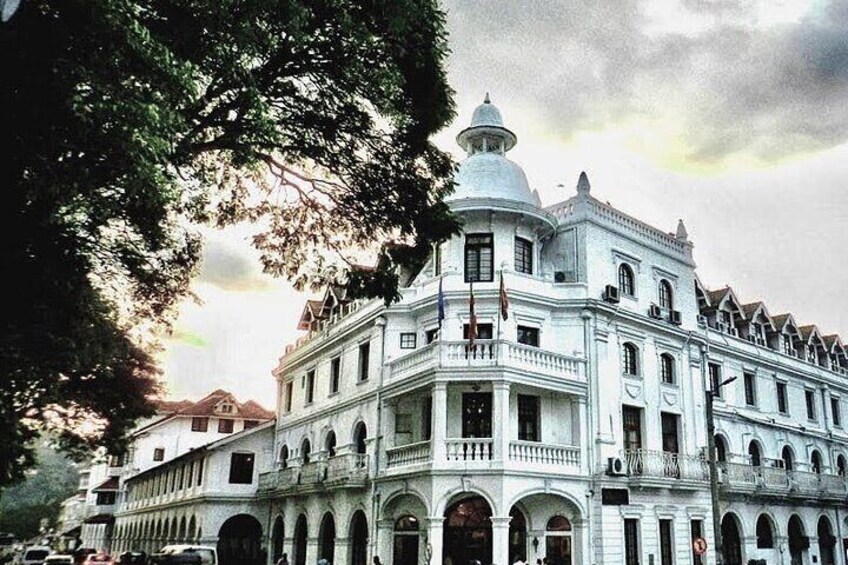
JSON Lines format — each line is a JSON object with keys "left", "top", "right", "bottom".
{"left": 387, "top": 339, "right": 584, "bottom": 383}
{"left": 258, "top": 454, "right": 369, "bottom": 495}
{"left": 384, "top": 438, "right": 581, "bottom": 474}
{"left": 622, "top": 449, "right": 710, "bottom": 487}
{"left": 719, "top": 463, "right": 847, "bottom": 500}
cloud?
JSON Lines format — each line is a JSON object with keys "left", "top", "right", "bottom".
{"left": 197, "top": 238, "right": 272, "bottom": 292}
{"left": 443, "top": 0, "right": 848, "bottom": 166}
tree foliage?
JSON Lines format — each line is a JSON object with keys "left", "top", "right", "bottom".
{"left": 0, "top": 0, "right": 458, "bottom": 485}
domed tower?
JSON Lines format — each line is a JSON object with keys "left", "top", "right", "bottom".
{"left": 440, "top": 95, "right": 555, "bottom": 281}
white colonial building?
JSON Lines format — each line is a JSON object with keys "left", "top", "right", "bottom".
{"left": 257, "top": 97, "right": 744, "bottom": 565}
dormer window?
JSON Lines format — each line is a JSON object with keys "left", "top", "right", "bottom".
{"left": 658, "top": 280, "right": 673, "bottom": 309}
{"left": 782, "top": 336, "right": 794, "bottom": 355}
{"left": 218, "top": 402, "right": 235, "bottom": 414}
{"left": 618, "top": 264, "right": 635, "bottom": 297}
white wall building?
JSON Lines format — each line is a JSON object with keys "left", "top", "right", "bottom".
{"left": 258, "top": 97, "right": 730, "bottom": 565}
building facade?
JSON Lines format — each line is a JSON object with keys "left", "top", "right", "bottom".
{"left": 256, "top": 96, "right": 838, "bottom": 565}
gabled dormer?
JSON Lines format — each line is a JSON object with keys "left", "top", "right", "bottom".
{"left": 213, "top": 394, "right": 238, "bottom": 416}
{"left": 769, "top": 314, "right": 802, "bottom": 357}
{"left": 823, "top": 335, "right": 847, "bottom": 374}
{"left": 297, "top": 300, "right": 325, "bottom": 333}
{"left": 799, "top": 325, "right": 828, "bottom": 367}
{"left": 702, "top": 287, "right": 745, "bottom": 337}
{"left": 740, "top": 302, "right": 775, "bottom": 347}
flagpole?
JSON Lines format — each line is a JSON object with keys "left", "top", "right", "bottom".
{"left": 496, "top": 269, "right": 503, "bottom": 342}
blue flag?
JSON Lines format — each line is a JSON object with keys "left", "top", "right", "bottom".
{"left": 437, "top": 276, "right": 445, "bottom": 328}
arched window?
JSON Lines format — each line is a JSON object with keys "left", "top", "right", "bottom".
{"left": 622, "top": 342, "right": 639, "bottom": 376}
{"left": 715, "top": 435, "right": 727, "bottom": 463}
{"left": 756, "top": 515, "right": 774, "bottom": 549}
{"left": 279, "top": 445, "right": 289, "bottom": 469}
{"left": 301, "top": 439, "right": 312, "bottom": 465}
{"left": 618, "top": 264, "right": 635, "bottom": 296}
{"left": 811, "top": 450, "right": 823, "bottom": 474}
{"left": 547, "top": 516, "right": 572, "bottom": 531}
{"left": 660, "top": 353, "right": 675, "bottom": 384}
{"left": 659, "top": 280, "right": 673, "bottom": 309}
{"left": 836, "top": 454, "right": 846, "bottom": 477}
{"left": 325, "top": 431, "right": 337, "bottom": 458}
{"left": 748, "top": 441, "right": 762, "bottom": 467}
{"left": 781, "top": 445, "right": 794, "bottom": 471}
{"left": 353, "top": 422, "right": 367, "bottom": 455}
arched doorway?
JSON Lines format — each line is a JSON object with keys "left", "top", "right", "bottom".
{"left": 217, "top": 514, "right": 263, "bottom": 565}
{"left": 508, "top": 507, "right": 527, "bottom": 563}
{"left": 721, "top": 514, "right": 743, "bottom": 565}
{"left": 545, "top": 516, "right": 572, "bottom": 565}
{"left": 756, "top": 515, "right": 774, "bottom": 549}
{"left": 293, "top": 515, "right": 308, "bottom": 565}
{"left": 818, "top": 517, "right": 835, "bottom": 565}
{"left": 349, "top": 510, "right": 368, "bottom": 565}
{"left": 354, "top": 423, "right": 367, "bottom": 454}
{"left": 782, "top": 446, "right": 795, "bottom": 471}
{"left": 393, "top": 515, "right": 420, "bottom": 565}
{"left": 444, "top": 496, "right": 492, "bottom": 565}
{"left": 748, "top": 441, "right": 762, "bottom": 467}
{"left": 788, "top": 515, "right": 807, "bottom": 565}
{"left": 271, "top": 516, "right": 284, "bottom": 564}
{"left": 301, "top": 439, "right": 312, "bottom": 465}
{"left": 319, "top": 513, "right": 336, "bottom": 564}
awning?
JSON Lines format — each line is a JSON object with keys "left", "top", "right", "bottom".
{"left": 84, "top": 514, "right": 115, "bottom": 525}
{"left": 92, "top": 477, "right": 119, "bottom": 492}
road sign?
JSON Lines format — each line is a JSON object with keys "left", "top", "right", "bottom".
{"left": 693, "top": 537, "right": 708, "bottom": 556}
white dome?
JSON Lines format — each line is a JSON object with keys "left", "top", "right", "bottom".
{"left": 469, "top": 99, "right": 504, "bottom": 128}
{"left": 448, "top": 152, "right": 536, "bottom": 205}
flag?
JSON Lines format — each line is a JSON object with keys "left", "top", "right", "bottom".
{"left": 499, "top": 271, "right": 509, "bottom": 321}
{"left": 437, "top": 276, "right": 445, "bottom": 329}
{"left": 468, "top": 281, "right": 478, "bottom": 349}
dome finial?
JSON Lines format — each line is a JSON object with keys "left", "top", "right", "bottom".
{"left": 576, "top": 171, "right": 591, "bottom": 196}
{"left": 484, "top": 92, "right": 491, "bottom": 104}
{"left": 676, "top": 219, "right": 688, "bottom": 241}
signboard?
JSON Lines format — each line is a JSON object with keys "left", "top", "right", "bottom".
{"left": 693, "top": 538, "right": 708, "bottom": 556}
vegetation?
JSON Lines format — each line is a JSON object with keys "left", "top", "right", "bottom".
{"left": 0, "top": 0, "right": 458, "bottom": 485}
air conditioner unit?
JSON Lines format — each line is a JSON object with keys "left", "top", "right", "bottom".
{"left": 696, "top": 315, "right": 707, "bottom": 327}
{"left": 603, "top": 285, "right": 620, "bottom": 304}
{"left": 607, "top": 456, "right": 626, "bottom": 476}
{"left": 648, "top": 304, "right": 663, "bottom": 319}
{"left": 669, "top": 310, "right": 682, "bottom": 325}
{"left": 554, "top": 271, "right": 566, "bottom": 283}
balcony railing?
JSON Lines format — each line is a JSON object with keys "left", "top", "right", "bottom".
{"left": 623, "top": 449, "right": 709, "bottom": 482}
{"left": 445, "top": 438, "right": 493, "bottom": 461}
{"left": 719, "top": 463, "right": 847, "bottom": 497}
{"left": 387, "top": 340, "right": 583, "bottom": 382}
{"left": 386, "top": 441, "right": 432, "bottom": 468}
{"left": 258, "top": 455, "right": 369, "bottom": 493}
{"left": 509, "top": 441, "right": 580, "bottom": 468}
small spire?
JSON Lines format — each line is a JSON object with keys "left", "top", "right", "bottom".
{"left": 676, "top": 219, "right": 688, "bottom": 241}
{"left": 484, "top": 92, "right": 491, "bottom": 104}
{"left": 576, "top": 171, "right": 591, "bottom": 196}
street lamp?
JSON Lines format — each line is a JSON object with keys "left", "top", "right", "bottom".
{"left": 705, "top": 374, "right": 736, "bottom": 565}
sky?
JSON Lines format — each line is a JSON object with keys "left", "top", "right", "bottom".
{"left": 158, "top": 0, "right": 848, "bottom": 405}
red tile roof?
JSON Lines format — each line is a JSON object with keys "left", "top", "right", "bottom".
{"left": 153, "top": 399, "right": 194, "bottom": 413}
{"left": 173, "top": 389, "right": 274, "bottom": 420}
{"left": 92, "top": 477, "right": 119, "bottom": 492}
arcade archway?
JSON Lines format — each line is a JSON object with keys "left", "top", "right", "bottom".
{"left": 217, "top": 514, "right": 263, "bottom": 565}
{"left": 444, "top": 496, "right": 492, "bottom": 565}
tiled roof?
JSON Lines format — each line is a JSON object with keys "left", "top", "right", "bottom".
{"left": 741, "top": 302, "right": 763, "bottom": 317}
{"left": 174, "top": 390, "right": 274, "bottom": 419}
{"left": 154, "top": 399, "right": 194, "bottom": 413}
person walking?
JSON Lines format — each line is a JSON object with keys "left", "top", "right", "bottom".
{"left": 277, "top": 553, "right": 289, "bottom": 565}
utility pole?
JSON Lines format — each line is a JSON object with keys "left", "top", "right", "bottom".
{"left": 705, "top": 371, "right": 737, "bottom": 565}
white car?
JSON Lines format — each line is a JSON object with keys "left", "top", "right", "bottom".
{"left": 154, "top": 546, "right": 217, "bottom": 565}
{"left": 44, "top": 556, "right": 75, "bottom": 565}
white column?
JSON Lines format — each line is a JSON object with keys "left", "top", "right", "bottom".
{"left": 428, "top": 518, "right": 444, "bottom": 565}
{"left": 377, "top": 519, "right": 394, "bottom": 565}
{"left": 433, "top": 383, "right": 448, "bottom": 466}
{"left": 306, "top": 537, "right": 320, "bottom": 565}
{"left": 491, "top": 516, "right": 511, "bottom": 565}
{"left": 335, "top": 537, "right": 350, "bottom": 565}
{"left": 493, "top": 382, "right": 511, "bottom": 462}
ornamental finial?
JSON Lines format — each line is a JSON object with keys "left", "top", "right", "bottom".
{"left": 576, "top": 171, "right": 591, "bottom": 196}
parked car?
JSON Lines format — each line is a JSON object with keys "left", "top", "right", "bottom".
{"left": 44, "top": 556, "right": 75, "bottom": 565}
{"left": 81, "top": 553, "right": 114, "bottom": 565}
{"left": 19, "top": 546, "right": 52, "bottom": 565}
{"left": 149, "top": 546, "right": 216, "bottom": 565}
{"left": 116, "top": 552, "right": 146, "bottom": 565}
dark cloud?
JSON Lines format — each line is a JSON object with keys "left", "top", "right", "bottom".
{"left": 444, "top": 0, "right": 848, "bottom": 164}
{"left": 198, "top": 239, "right": 271, "bottom": 292}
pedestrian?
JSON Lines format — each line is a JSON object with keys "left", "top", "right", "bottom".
{"left": 277, "top": 552, "right": 289, "bottom": 565}
{"left": 373, "top": 556, "right": 382, "bottom": 565}
{"left": 317, "top": 558, "right": 330, "bottom": 565}
{"left": 512, "top": 556, "right": 525, "bottom": 565}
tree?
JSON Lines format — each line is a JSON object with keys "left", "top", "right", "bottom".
{"left": 0, "top": 0, "right": 459, "bottom": 485}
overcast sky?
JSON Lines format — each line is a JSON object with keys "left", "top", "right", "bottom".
{"left": 158, "top": 0, "right": 848, "bottom": 405}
